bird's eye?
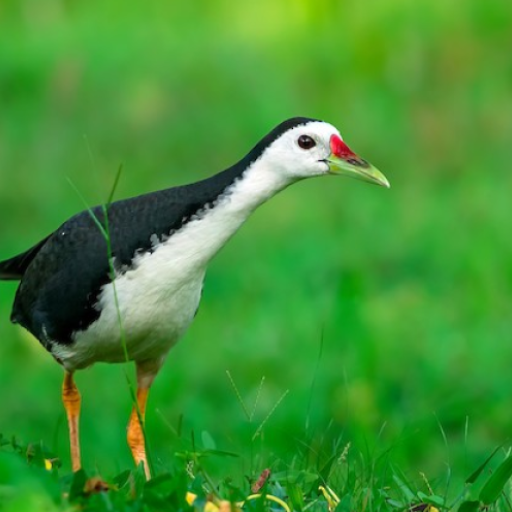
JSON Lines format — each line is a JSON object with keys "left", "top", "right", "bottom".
{"left": 297, "top": 135, "right": 316, "bottom": 150}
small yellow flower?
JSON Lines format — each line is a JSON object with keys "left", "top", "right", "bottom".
{"left": 186, "top": 491, "right": 288, "bottom": 511}
{"left": 185, "top": 492, "right": 242, "bottom": 511}
{"left": 186, "top": 492, "right": 197, "bottom": 505}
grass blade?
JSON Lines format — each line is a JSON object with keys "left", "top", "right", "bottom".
{"left": 252, "top": 389, "right": 289, "bottom": 441}
{"left": 479, "top": 454, "right": 512, "bottom": 505}
{"left": 466, "top": 445, "right": 501, "bottom": 485}
{"left": 107, "top": 164, "right": 123, "bottom": 206}
{"left": 65, "top": 178, "right": 107, "bottom": 239}
{"left": 225, "top": 370, "right": 251, "bottom": 421}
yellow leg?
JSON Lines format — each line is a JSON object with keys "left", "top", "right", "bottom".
{"left": 127, "top": 387, "right": 150, "bottom": 478}
{"left": 127, "top": 361, "right": 158, "bottom": 480}
{"left": 62, "top": 371, "right": 81, "bottom": 472}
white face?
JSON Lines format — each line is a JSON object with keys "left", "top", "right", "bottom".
{"left": 263, "top": 121, "right": 341, "bottom": 179}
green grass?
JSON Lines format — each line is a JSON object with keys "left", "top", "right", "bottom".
{"left": 2, "top": 434, "right": 512, "bottom": 511}
{"left": 1, "top": 0, "right": 512, "bottom": 509}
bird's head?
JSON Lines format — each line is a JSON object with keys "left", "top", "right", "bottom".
{"left": 254, "top": 117, "right": 390, "bottom": 188}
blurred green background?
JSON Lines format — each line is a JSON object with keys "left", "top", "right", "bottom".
{"left": 1, "top": 0, "right": 511, "bottom": 484}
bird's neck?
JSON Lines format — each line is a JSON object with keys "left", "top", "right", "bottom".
{"left": 163, "top": 158, "right": 294, "bottom": 273}
{"left": 221, "top": 157, "right": 293, "bottom": 215}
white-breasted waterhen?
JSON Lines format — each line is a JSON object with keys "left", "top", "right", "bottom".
{"left": 0, "top": 117, "right": 389, "bottom": 478}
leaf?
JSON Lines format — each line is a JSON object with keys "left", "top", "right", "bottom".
{"left": 112, "top": 469, "right": 131, "bottom": 489}
{"left": 458, "top": 500, "right": 480, "bottom": 512}
{"left": 68, "top": 469, "right": 87, "bottom": 502}
{"left": 426, "top": 495, "right": 445, "bottom": 507}
{"left": 318, "top": 452, "right": 338, "bottom": 484}
{"left": 309, "top": 456, "right": 337, "bottom": 496}
{"left": 465, "top": 445, "right": 501, "bottom": 484}
{"left": 336, "top": 494, "right": 353, "bottom": 511}
{"left": 479, "top": 455, "right": 512, "bottom": 504}
{"left": 417, "top": 492, "right": 444, "bottom": 507}
{"left": 144, "top": 472, "right": 174, "bottom": 492}
{"left": 286, "top": 481, "right": 304, "bottom": 511}
{"left": 393, "top": 474, "right": 416, "bottom": 503}
{"left": 386, "top": 499, "right": 405, "bottom": 508}
{"left": 201, "top": 431, "right": 216, "bottom": 451}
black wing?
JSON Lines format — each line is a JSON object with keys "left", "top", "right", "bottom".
{"left": 9, "top": 165, "right": 245, "bottom": 345}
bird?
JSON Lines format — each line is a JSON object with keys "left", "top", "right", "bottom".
{"left": 0, "top": 117, "right": 389, "bottom": 479}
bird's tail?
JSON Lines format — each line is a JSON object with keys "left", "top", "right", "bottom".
{"left": 0, "top": 236, "right": 50, "bottom": 281}
{"left": 0, "top": 255, "right": 25, "bottom": 280}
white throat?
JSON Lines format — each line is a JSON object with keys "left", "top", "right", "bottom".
{"left": 164, "top": 155, "right": 293, "bottom": 271}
